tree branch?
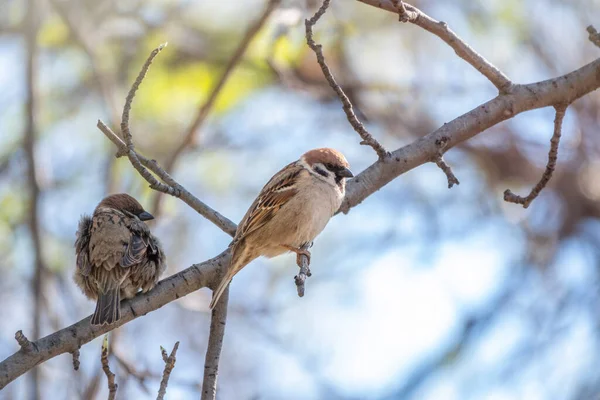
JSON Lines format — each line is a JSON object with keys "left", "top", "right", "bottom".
{"left": 152, "top": 0, "right": 282, "bottom": 215}
{"left": 0, "top": 250, "right": 229, "bottom": 390}
{"left": 101, "top": 335, "right": 117, "bottom": 400}
{"left": 157, "top": 342, "right": 179, "bottom": 400}
{"left": 504, "top": 105, "right": 567, "bottom": 208}
{"left": 201, "top": 287, "right": 228, "bottom": 400}
{"left": 305, "top": 0, "right": 390, "bottom": 160}
{"left": 358, "top": 0, "right": 513, "bottom": 93}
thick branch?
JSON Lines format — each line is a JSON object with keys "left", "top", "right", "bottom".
{"left": 504, "top": 105, "right": 567, "bottom": 208}
{"left": 157, "top": 342, "right": 179, "bottom": 400}
{"left": 0, "top": 250, "right": 229, "bottom": 390}
{"left": 340, "top": 58, "right": 600, "bottom": 212}
{"left": 358, "top": 0, "right": 513, "bottom": 93}
{"left": 305, "top": 0, "right": 390, "bottom": 159}
{"left": 201, "top": 288, "right": 228, "bottom": 400}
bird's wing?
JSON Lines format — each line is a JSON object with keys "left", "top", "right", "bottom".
{"left": 120, "top": 234, "right": 148, "bottom": 267}
{"left": 75, "top": 215, "right": 93, "bottom": 276}
{"left": 234, "top": 162, "right": 303, "bottom": 244}
{"left": 88, "top": 211, "right": 132, "bottom": 270}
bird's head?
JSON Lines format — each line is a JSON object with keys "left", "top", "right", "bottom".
{"left": 96, "top": 193, "right": 154, "bottom": 221}
{"left": 301, "top": 148, "right": 353, "bottom": 189}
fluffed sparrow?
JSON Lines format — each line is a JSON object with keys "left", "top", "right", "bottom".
{"left": 210, "top": 148, "right": 353, "bottom": 309}
{"left": 74, "top": 193, "right": 166, "bottom": 325}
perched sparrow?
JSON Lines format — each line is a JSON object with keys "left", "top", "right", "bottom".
{"left": 74, "top": 194, "right": 166, "bottom": 325}
{"left": 210, "top": 148, "right": 353, "bottom": 309}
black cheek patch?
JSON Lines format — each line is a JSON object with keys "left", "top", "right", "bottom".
{"left": 314, "top": 166, "right": 329, "bottom": 178}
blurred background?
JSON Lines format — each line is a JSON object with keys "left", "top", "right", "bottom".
{"left": 1, "top": 0, "right": 600, "bottom": 399}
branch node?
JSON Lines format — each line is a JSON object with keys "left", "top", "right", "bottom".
{"left": 101, "top": 334, "right": 118, "bottom": 400}
{"left": 15, "top": 330, "right": 36, "bottom": 353}
{"left": 305, "top": 0, "right": 389, "bottom": 160}
{"left": 587, "top": 25, "right": 600, "bottom": 48}
{"left": 157, "top": 341, "right": 179, "bottom": 400}
{"left": 504, "top": 105, "right": 567, "bottom": 208}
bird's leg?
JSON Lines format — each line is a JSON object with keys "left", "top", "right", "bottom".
{"left": 281, "top": 244, "right": 312, "bottom": 267}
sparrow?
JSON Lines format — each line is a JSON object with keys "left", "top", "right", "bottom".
{"left": 74, "top": 193, "right": 166, "bottom": 325}
{"left": 209, "top": 148, "right": 353, "bottom": 309}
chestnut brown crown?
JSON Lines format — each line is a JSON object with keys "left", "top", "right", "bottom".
{"left": 96, "top": 193, "right": 154, "bottom": 221}
{"left": 302, "top": 148, "right": 353, "bottom": 180}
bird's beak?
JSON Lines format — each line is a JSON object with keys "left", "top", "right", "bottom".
{"left": 337, "top": 167, "right": 354, "bottom": 178}
{"left": 138, "top": 211, "right": 154, "bottom": 221}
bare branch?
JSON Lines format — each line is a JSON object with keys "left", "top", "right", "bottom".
{"left": 101, "top": 335, "right": 118, "bottom": 400}
{"left": 294, "top": 243, "right": 312, "bottom": 297}
{"left": 433, "top": 136, "right": 459, "bottom": 188}
{"left": 157, "top": 342, "right": 180, "bottom": 400}
{"left": 201, "top": 288, "right": 228, "bottom": 400}
{"left": 0, "top": 250, "right": 229, "bottom": 391}
{"left": 305, "top": 0, "right": 390, "bottom": 160}
{"left": 358, "top": 0, "right": 513, "bottom": 93}
{"left": 587, "top": 25, "right": 600, "bottom": 48}
{"left": 504, "top": 105, "right": 567, "bottom": 208}
{"left": 121, "top": 43, "right": 167, "bottom": 150}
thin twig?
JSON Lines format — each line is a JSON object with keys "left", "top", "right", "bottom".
{"left": 71, "top": 348, "right": 80, "bottom": 371}
{"left": 101, "top": 335, "right": 118, "bottom": 400}
{"left": 157, "top": 342, "right": 180, "bottom": 400}
{"left": 294, "top": 243, "right": 312, "bottom": 297}
{"left": 153, "top": 0, "right": 282, "bottom": 215}
{"left": 587, "top": 25, "right": 600, "bottom": 48}
{"left": 305, "top": 0, "right": 390, "bottom": 160}
{"left": 504, "top": 105, "right": 567, "bottom": 208}
{"left": 201, "top": 287, "right": 228, "bottom": 400}
{"left": 433, "top": 136, "right": 459, "bottom": 188}
{"left": 357, "top": 0, "right": 513, "bottom": 93}
{"left": 121, "top": 43, "right": 167, "bottom": 150}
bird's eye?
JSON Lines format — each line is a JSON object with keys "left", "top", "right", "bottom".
{"left": 325, "top": 163, "right": 335, "bottom": 170}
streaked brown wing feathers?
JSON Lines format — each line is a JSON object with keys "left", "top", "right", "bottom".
{"left": 235, "top": 162, "right": 302, "bottom": 242}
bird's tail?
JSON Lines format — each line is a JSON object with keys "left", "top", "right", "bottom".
{"left": 209, "top": 268, "right": 235, "bottom": 310}
{"left": 91, "top": 288, "right": 121, "bottom": 326}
